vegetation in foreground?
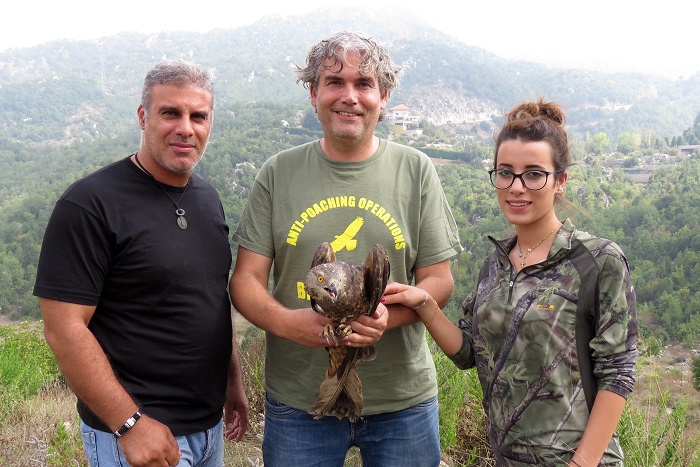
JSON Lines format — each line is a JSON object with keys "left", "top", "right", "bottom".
{"left": 1, "top": 323, "right": 698, "bottom": 466}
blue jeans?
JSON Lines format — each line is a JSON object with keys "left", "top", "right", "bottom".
{"left": 80, "top": 420, "right": 223, "bottom": 467}
{"left": 262, "top": 394, "right": 441, "bottom": 467}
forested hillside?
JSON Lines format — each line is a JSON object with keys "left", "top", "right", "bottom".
{"left": 2, "top": 8, "right": 700, "bottom": 347}
{"left": 2, "top": 7, "right": 700, "bottom": 146}
{"left": 3, "top": 99, "right": 700, "bottom": 347}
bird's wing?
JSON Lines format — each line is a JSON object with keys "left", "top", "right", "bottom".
{"left": 310, "top": 242, "right": 336, "bottom": 269}
{"left": 362, "top": 244, "right": 391, "bottom": 316}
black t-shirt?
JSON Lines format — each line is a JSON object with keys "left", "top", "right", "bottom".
{"left": 34, "top": 157, "right": 233, "bottom": 436}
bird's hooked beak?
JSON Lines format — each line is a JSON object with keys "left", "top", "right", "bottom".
{"left": 325, "top": 283, "right": 338, "bottom": 302}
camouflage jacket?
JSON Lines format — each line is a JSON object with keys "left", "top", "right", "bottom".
{"left": 449, "top": 219, "right": 638, "bottom": 465}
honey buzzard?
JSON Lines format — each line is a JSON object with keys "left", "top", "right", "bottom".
{"left": 304, "top": 242, "right": 390, "bottom": 421}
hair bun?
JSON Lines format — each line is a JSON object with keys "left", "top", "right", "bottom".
{"left": 508, "top": 98, "right": 565, "bottom": 127}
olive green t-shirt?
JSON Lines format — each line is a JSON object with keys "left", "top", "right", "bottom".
{"left": 233, "top": 139, "right": 462, "bottom": 414}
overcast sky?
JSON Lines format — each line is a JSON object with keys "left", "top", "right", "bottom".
{"left": 2, "top": 0, "right": 696, "bottom": 79}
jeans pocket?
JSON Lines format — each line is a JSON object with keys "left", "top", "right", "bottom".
{"left": 80, "top": 429, "right": 98, "bottom": 467}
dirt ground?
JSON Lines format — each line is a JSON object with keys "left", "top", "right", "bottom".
{"left": 0, "top": 314, "right": 16, "bottom": 327}
{"left": 648, "top": 343, "right": 698, "bottom": 377}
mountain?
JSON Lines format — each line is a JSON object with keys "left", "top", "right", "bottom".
{"left": 1, "top": 7, "right": 699, "bottom": 147}
{"left": 2, "top": 7, "right": 700, "bottom": 346}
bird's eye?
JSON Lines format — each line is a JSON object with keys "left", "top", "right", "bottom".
{"left": 317, "top": 275, "right": 324, "bottom": 283}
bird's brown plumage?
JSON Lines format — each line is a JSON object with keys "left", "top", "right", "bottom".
{"left": 304, "top": 242, "right": 390, "bottom": 421}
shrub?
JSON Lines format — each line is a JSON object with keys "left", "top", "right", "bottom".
{"left": 618, "top": 391, "right": 700, "bottom": 466}
{"left": 0, "top": 322, "right": 60, "bottom": 422}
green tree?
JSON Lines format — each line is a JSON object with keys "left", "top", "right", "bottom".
{"left": 616, "top": 132, "right": 641, "bottom": 155}
{"left": 586, "top": 132, "right": 611, "bottom": 155}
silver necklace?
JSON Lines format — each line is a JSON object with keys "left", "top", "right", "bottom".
{"left": 133, "top": 153, "right": 190, "bottom": 230}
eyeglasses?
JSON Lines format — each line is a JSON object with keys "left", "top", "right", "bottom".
{"left": 488, "top": 168, "right": 564, "bottom": 191}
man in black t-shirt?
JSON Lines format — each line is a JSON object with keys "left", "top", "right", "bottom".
{"left": 34, "top": 60, "right": 248, "bottom": 467}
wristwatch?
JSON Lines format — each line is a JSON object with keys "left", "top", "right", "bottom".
{"left": 113, "top": 411, "right": 142, "bottom": 438}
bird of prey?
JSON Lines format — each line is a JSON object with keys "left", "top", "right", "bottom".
{"left": 304, "top": 241, "right": 390, "bottom": 421}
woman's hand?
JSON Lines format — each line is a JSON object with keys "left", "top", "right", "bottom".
{"left": 381, "top": 282, "right": 430, "bottom": 310}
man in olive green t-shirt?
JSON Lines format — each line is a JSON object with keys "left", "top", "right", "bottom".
{"left": 230, "top": 31, "right": 462, "bottom": 467}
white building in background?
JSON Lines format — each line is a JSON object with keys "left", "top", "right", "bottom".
{"left": 387, "top": 104, "right": 420, "bottom": 130}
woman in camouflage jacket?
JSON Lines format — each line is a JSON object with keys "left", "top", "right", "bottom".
{"left": 382, "top": 98, "right": 638, "bottom": 466}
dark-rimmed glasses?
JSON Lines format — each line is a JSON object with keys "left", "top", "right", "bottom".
{"left": 488, "top": 168, "right": 564, "bottom": 191}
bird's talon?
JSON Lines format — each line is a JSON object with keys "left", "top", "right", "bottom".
{"left": 320, "top": 324, "right": 339, "bottom": 346}
{"left": 335, "top": 323, "right": 353, "bottom": 338}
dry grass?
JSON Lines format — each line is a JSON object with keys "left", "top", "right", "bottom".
{"left": 443, "top": 400, "right": 494, "bottom": 466}
{"left": 629, "top": 344, "right": 700, "bottom": 438}
{"left": 0, "top": 379, "right": 85, "bottom": 466}
{"left": 225, "top": 325, "right": 266, "bottom": 467}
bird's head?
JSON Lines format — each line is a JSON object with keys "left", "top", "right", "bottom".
{"left": 305, "top": 264, "right": 340, "bottom": 304}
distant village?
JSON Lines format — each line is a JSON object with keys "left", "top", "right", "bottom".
{"left": 386, "top": 105, "right": 700, "bottom": 185}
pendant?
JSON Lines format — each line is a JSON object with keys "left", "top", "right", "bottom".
{"left": 176, "top": 208, "right": 187, "bottom": 230}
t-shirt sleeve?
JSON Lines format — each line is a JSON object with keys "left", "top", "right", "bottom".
{"left": 415, "top": 161, "right": 462, "bottom": 268}
{"left": 231, "top": 163, "right": 275, "bottom": 258}
{"left": 33, "top": 198, "right": 111, "bottom": 305}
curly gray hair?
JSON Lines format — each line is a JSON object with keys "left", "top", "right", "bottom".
{"left": 295, "top": 31, "right": 401, "bottom": 96}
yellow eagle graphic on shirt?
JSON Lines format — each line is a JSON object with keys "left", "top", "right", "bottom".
{"left": 330, "top": 217, "right": 364, "bottom": 252}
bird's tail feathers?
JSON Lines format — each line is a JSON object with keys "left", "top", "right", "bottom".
{"left": 310, "top": 365, "right": 363, "bottom": 421}
{"left": 309, "top": 346, "right": 364, "bottom": 421}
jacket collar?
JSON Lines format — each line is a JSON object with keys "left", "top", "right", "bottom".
{"left": 488, "top": 218, "right": 577, "bottom": 272}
